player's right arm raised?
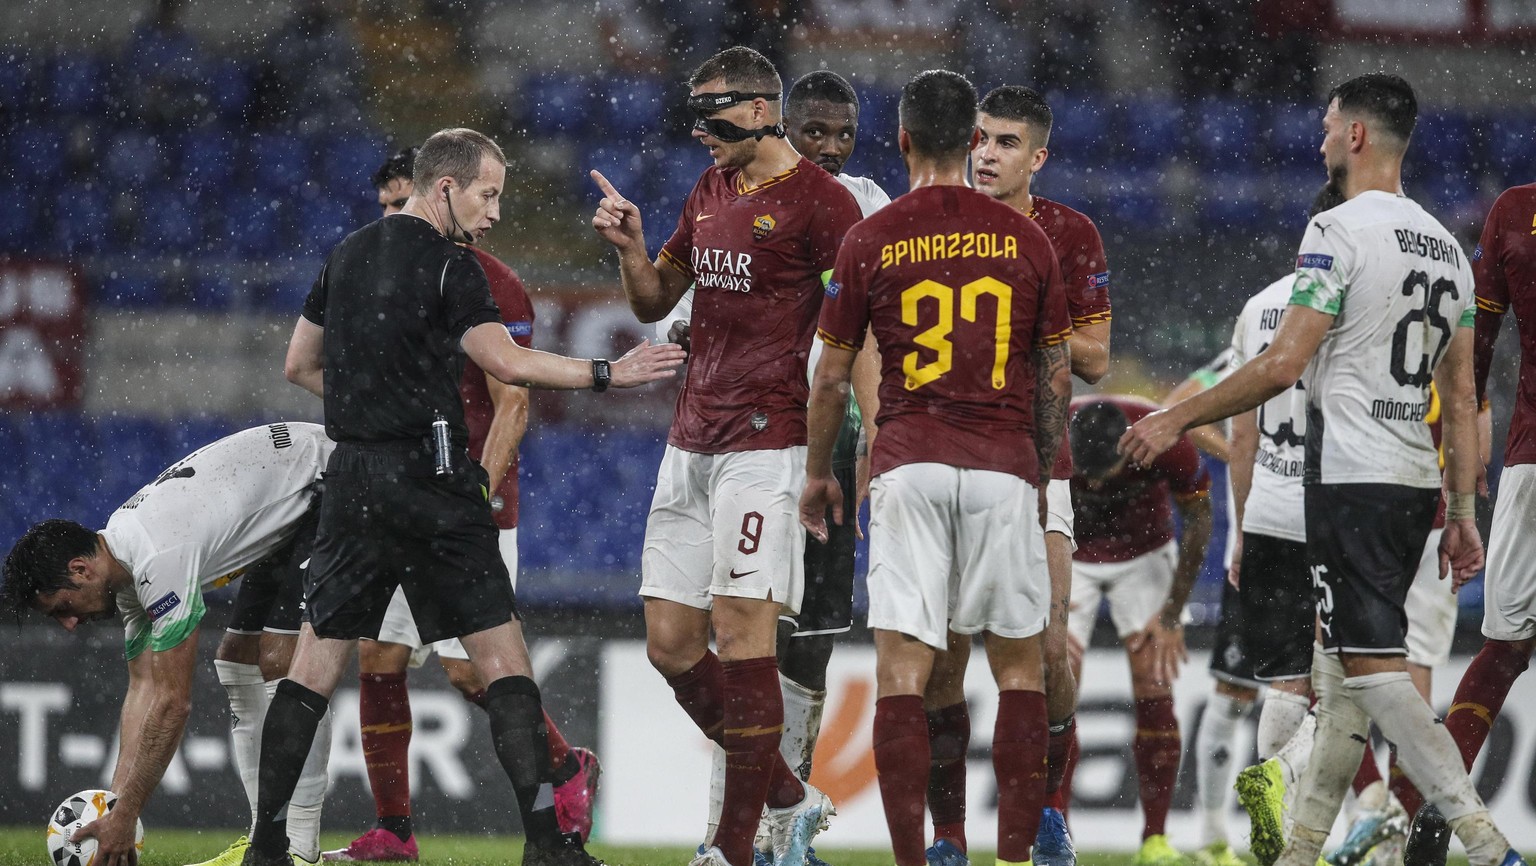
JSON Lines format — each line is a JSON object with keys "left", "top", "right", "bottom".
{"left": 590, "top": 170, "right": 692, "bottom": 322}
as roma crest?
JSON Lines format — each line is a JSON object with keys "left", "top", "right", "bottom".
{"left": 752, "top": 213, "right": 776, "bottom": 241}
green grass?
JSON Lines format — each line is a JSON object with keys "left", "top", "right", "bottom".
{"left": 2, "top": 828, "right": 1483, "bottom": 866}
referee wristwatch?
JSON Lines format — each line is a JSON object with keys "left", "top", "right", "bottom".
{"left": 591, "top": 358, "right": 611, "bottom": 392}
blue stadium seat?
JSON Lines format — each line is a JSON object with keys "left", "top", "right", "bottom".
{"left": 855, "top": 83, "right": 899, "bottom": 142}
{"left": 293, "top": 197, "right": 354, "bottom": 256}
{"left": 1413, "top": 168, "right": 1477, "bottom": 215}
{"left": 20, "top": 412, "right": 98, "bottom": 518}
{"left": 52, "top": 180, "right": 111, "bottom": 255}
{"left": 165, "top": 416, "right": 239, "bottom": 457}
{"left": 93, "top": 415, "right": 171, "bottom": 507}
{"left": 46, "top": 53, "right": 107, "bottom": 116}
{"left": 1192, "top": 96, "right": 1260, "bottom": 169}
{"left": 140, "top": 191, "right": 202, "bottom": 255}
{"left": 1099, "top": 169, "right": 1166, "bottom": 231}
{"left": 210, "top": 58, "right": 252, "bottom": 118}
{"left": 1266, "top": 102, "right": 1319, "bottom": 168}
{"left": 222, "top": 192, "right": 284, "bottom": 257}
{"left": 1199, "top": 171, "right": 1274, "bottom": 233}
{"left": 603, "top": 75, "right": 667, "bottom": 140}
{"left": 251, "top": 276, "right": 312, "bottom": 313}
{"left": 186, "top": 274, "right": 235, "bottom": 310}
{"left": 0, "top": 54, "right": 34, "bottom": 110}
{"left": 1270, "top": 170, "right": 1326, "bottom": 230}
{"left": 95, "top": 273, "right": 163, "bottom": 307}
{"left": 586, "top": 144, "right": 648, "bottom": 201}
{"left": 0, "top": 184, "right": 39, "bottom": 252}
{"left": 176, "top": 126, "right": 237, "bottom": 194}
{"left": 1413, "top": 111, "right": 1476, "bottom": 171}
{"left": 1116, "top": 96, "right": 1184, "bottom": 169}
{"left": 9, "top": 125, "right": 68, "bottom": 185}
{"left": 104, "top": 130, "right": 163, "bottom": 189}
{"left": 1485, "top": 112, "right": 1536, "bottom": 186}
{"left": 244, "top": 133, "right": 311, "bottom": 193}
{"left": 647, "top": 145, "right": 708, "bottom": 227}
{"left": 1047, "top": 93, "right": 1111, "bottom": 167}
{"left": 319, "top": 134, "right": 381, "bottom": 190}
{"left": 523, "top": 73, "right": 595, "bottom": 138}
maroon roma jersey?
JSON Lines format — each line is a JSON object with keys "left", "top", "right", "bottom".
{"left": 460, "top": 247, "right": 535, "bottom": 529}
{"left": 817, "top": 184, "right": 1071, "bottom": 483}
{"left": 1069, "top": 395, "right": 1210, "bottom": 564}
{"left": 1473, "top": 183, "right": 1536, "bottom": 467}
{"left": 658, "top": 157, "right": 862, "bottom": 453}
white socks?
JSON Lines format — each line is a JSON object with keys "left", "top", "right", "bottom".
{"left": 1343, "top": 671, "right": 1509, "bottom": 865}
{"left": 261, "top": 679, "right": 332, "bottom": 863}
{"left": 1257, "top": 688, "right": 1311, "bottom": 760}
{"left": 778, "top": 674, "right": 826, "bottom": 780}
{"left": 1196, "top": 690, "right": 1251, "bottom": 846}
{"left": 215, "top": 660, "right": 269, "bottom": 827}
{"left": 1288, "top": 649, "right": 1370, "bottom": 861}
{"left": 1273, "top": 711, "right": 1317, "bottom": 798}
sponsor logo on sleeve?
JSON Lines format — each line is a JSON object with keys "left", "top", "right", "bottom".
{"left": 505, "top": 320, "right": 533, "bottom": 337}
{"left": 825, "top": 279, "right": 842, "bottom": 298}
{"left": 1297, "top": 253, "right": 1334, "bottom": 270}
{"left": 148, "top": 591, "right": 182, "bottom": 622}
{"left": 1087, "top": 271, "right": 1110, "bottom": 289}
{"left": 1473, "top": 245, "right": 1483, "bottom": 262}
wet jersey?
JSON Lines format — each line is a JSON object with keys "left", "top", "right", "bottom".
{"left": 1473, "top": 184, "right": 1536, "bottom": 467}
{"left": 1233, "top": 275, "right": 1307, "bottom": 543}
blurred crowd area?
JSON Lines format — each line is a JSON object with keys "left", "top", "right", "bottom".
{"left": 0, "top": 0, "right": 1531, "bottom": 613}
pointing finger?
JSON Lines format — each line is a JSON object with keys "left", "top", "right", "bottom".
{"left": 590, "top": 169, "right": 623, "bottom": 201}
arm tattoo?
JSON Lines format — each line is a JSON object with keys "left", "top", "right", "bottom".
{"left": 1034, "top": 342, "right": 1072, "bottom": 484}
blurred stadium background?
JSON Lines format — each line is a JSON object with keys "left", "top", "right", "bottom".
{"left": 2, "top": 0, "right": 1535, "bottom": 851}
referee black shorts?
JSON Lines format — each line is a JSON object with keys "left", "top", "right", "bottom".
{"left": 1306, "top": 482, "right": 1439, "bottom": 656}
{"left": 227, "top": 503, "right": 318, "bottom": 636}
{"left": 306, "top": 442, "right": 515, "bottom": 645}
{"left": 784, "top": 461, "right": 858, "bottom": 638}
{"left": 1237, "top": 531, "right": 1314, "bottom": 681}
{"left": 1208, "top": 576, "right": 1260, "bottom": 688}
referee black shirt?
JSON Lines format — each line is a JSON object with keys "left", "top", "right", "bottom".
{"left": 302, "top": 213, "right": 501, "bottom": 445}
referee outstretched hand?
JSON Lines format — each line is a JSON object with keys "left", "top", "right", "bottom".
{"left": 591, "top": 170, "right": 645, "bottom": 251}
{"left": 611, "top": 339, "right": 687, "bottom": 387}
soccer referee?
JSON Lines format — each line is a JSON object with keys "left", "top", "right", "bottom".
{"left": 243, "top": 128, "right": 682, "bottom": 866}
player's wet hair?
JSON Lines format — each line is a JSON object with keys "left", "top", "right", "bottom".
{"left": 786, "top": 70, "right": 858, "bottom": 116}
{"left": 979, "top": 85, "right": 1053, "bottom": 148}
{"left": 412, "top": 128, "right": 505, "bottom": 192}
{"left": 899, "top": 69, "right": 978, "bottom": 159}
{"left": 1328, "top": 73, "right": 1417, "bottom": 147}
{"left": 1309, "top": 183, "right": 1346, "bottom": 219}
{"left": 371, "top": 146, "right": 417, "bottom": 191}
{"left": 1, "top": 519, "right": 97, "bottom": 618}
{"left": 690, "top": 46, "right": 782, "bottom": 100}
{"left": 1070, "top": 400, "right": 1130, "bottom": 479}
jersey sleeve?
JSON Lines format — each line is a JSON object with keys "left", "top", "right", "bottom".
{"left": 1288, "top": 218, "right": 1356, "bottom": 317}
{"left": 442, "top": 251, "right": 502, "bottom": 340}
{"left": 809, "top": 181, "right": 865, "bottom": 282}
{"left": 1158, "top": 435, "right": 1211, "bottom": 498}
{"left": 1473, "top": 195, "right": 1510, "bottom": 403}
{"left": 1034, "top": 246, "right": 1072, "bottom": 349}
{"left": 301, "top": 261, "right": 329, "bottom": 326}
{"left": 818, "top": 232, "right": 872, "bottom": 351}
{"left": 658, "top": 175, "right": 704, "bottom": 279}
{"left": 1227, "top": 307, "right": 1250, "bottom": 369}
{"left": 1063, "top": 218, "right": 1112, "bottom": 329}
{"left": 489, "top": 264, "right": 536, "bottom": 349}
{"left": 126, "top": 547, "right": 208, "bottom": 658}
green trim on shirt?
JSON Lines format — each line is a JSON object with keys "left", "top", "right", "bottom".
{"left": 1459, "top": 306, "right": 1476, "bottom": 328}
{"left": 149, "top": 591, "right": 206, "bottom": 654}
{"left": 821, "top": 269, "right": 834, "bottom": 288}
{"left": 1289, "top": 275, "right": 1342, "bottom": 316}
{"left": 1190, "top": 369, "right": 1222, "bottom": 389}
{"left": 124, "top": 628, "right": 151, "bottom": 661}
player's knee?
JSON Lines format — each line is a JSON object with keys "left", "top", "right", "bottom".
{"left": 443, "top": 659, "right": 483, "bottom": 697}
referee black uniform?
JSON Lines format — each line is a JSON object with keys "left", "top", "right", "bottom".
{"left": 303, "top": 212, "right": 513, "bottom": 642}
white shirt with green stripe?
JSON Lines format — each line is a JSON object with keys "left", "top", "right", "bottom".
{"left": 106, "top": 422, "right": 333, "bottom": 659}
{"left": 1289, "top": 189, "right": 1474, "bottom": 488}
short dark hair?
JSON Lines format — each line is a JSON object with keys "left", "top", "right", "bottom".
{"left": 689, "top": 46, "right": 782, "bottom": 98}
{"left": 2, "top": 519, "right": 98, "bottom": 617}
{"left": 411, "top": 129, "right": 505, "bottom": 192}
{"left": 1309, "top": 183, "right": 1345, "bottom": 218}
{"left": 371, "top": 146, "right": 417, "bottom": 190}
{"left": 899, "top": 69, "right": 978, "bottom": 159}
{"left": 1070, "top": 400, "right": 1129, "bottom": 479}
{"left": 786, "top": 70, "right": 858, "bottom": 117}
{"left": 979, "top": 85, "right": 1053, "bottom": 148}
{"left": 1327, "top": 73, "right": 1417, "bottom": 146}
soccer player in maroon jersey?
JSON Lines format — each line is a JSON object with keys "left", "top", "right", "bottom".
{"left": 1404, "top": 181, "right": 1536, "bottom": 852}
{"left": 590, "top": 46, "right": 863, "bottom": 866}
{"left": 322, "top": 148, "right": 599, "bottom": 863}
{"left": 801, "top": 68, "right": 1073, "bottom": 866}
{"left": 918, "top": 84, "right": 1111, "bottom": 866}
{"left": 1066, "top": 396, "right": 1213, "bottom": 866}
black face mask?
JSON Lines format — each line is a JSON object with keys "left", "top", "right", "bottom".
{"left": 687, "top": 90, "right": 786, "bottom": 142}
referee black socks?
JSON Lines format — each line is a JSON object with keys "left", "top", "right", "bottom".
{"left": 484, "top": 675, "right": 562, "bottom": 843}
{"left": 251, "top": 679, "right": 330, "bottom": 858}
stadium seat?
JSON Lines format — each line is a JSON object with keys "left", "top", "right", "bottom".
{"left": 9, "top": 124, "right": 68, "bottom": 186}
{"left": 523, "top": 73, "right": 596, "bottom": 139}
{"left": 93, "top": 415, "right": 171, "bottom": 507}
{"left": 176, "top": 126, "right": 237, "bottom": 194}
{"left": 603, "top": 75, "right": 667, "bottom": 141}
{"left": 0, "top": 53, "right": 34, "bottom": 112}
{"left": 293, "top": 197, "right": 355, "bottom": 256}
{"left": 1413, "top": 110, "right": 1476, "bottom": 173}
{"left": 20, "top": 412, "right": 98, "bottom": 518}
{"left": 0, "top": 185, "right": 39, "bottom": 252}
{"left": 1198, "top": 171, "right": 1274, "bottom": 233}
{"left": 1485, "top": 111, "right": 1536, "bottom": 186}
{"left": 140, "top": 191, "right": 202, "bottom": 255}
{"left": 856, "top": 84, "right": 900, "bottom": 148}
{"left": 319, "top": 134, "right": 382, "bottom": 190}
{"left": 1265, "top": 101, "right": 1319, "bottom": 168}
{"left": 210, "top": 58, "right": 252, "bottom": 119}
{"left": 51, "top": 180, "right": 112, "bottom": 255}
{"left": 1412, "top": 167, "right": 1477, "bottom": 215}
{"left": 647, "top": 145, "right": 708, "bottom": 226}
{"left": 586, "top": 144, "right": 648, "bottom": 201}
{"left": 1099, "top": 169, "right": 1166, "bottom": 231}
{"left": 1192, "top": 96, "right": 1260, "bottom": 169}
{"left": 95, "top": 273, "right": 163, "bottom": 307}
{"left": 46, "top": 53, "right": 107, "bottom": 116}
{"left": 1048, "top": 93, "right": 1111, "bottom": 167}
{"left": 1116, "top": 95, "right": 1185, "bottom": 169}
{"left": 244, "top": 132, "right": 311, "bottom": 193}
{"left": 222, "top": 191, "right": 284, "bottom": 257}
{"left": 165, "top": 415, "right": 239, "bottom": 457}
{"left": 104, "top": 130, "right": 163, "bottom": 189}
{"left": 1270, "top": 169, "right": 1326, "bottom": 230}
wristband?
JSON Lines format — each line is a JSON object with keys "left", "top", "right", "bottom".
{"left": 1446, "top": 491, "right": 1475, "bottom": 521}
{"left": 591, "top": 359, "right": 611, "bottom": 392}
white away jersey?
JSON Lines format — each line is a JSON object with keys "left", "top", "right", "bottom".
{"left": 105, "top": 422, "right": 333, "bottom": 659}
{"left": 1231, "top": 275, "right": 1307, "bottom": 542}
{"left": 658, "top": 173, "right": 892, "bottom": 388}
{"left": 1289, "top": 191, "right": 1475, "bottom": 487}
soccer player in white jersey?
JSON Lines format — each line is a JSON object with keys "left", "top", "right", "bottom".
{"left": 1, "top": 423, "right": 336, "bottom": 866}
{"left": 1120, "top": 73, "right": 1524, "bottom": 866}
{"left": 652, "top": 69, "right": 886, "bottom": 862}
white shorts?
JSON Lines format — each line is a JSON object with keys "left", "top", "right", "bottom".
{"left": 1045, "top": 478, "right": 1075, "bottom": 543}
{"left": 1066, "top": 540, "right": 1178, "bottom": 649}
{"left": 1405, "top": 527, "right": 1456, "bottom": 668}
{"left": 865, "top": 463, "right": 1049, "bottom": 650}
{"left": 640, "top": 445, "right": 807, "bottom": 613}
{"left": 1483, "top": 464, "right": 1536, "bottom": 641}
{"left": 372, "top": 528, "right": 518, "bottom": 666}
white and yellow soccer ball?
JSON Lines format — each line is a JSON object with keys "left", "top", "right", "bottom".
{"left": 46, "top": 790, "right": 144, "bottom": 866}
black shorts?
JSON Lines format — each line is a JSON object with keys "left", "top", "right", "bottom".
{"left": 1238, "top": 532, "right": 1314, "bottom": 680}
{"left": 1209, "top": 576, "right": 1260, "bottom": 688}
{"left": 1306, "top": 483, "right": 1439, "bottom": 655}
{"left": 785, "top": 461, "right": 858, "bottom": 637}
{"left": 306, "top": 442, "right": 516, "bottom": 644}
{"left": 227, "top": 505, "right": 318, "bottom": 635}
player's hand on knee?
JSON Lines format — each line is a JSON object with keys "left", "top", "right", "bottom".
{"left": 589, "top": 170, "right": 645, "bottom": 250}
{"left": 799, "top": 475, "right": 843, "bottom": 543}
{"left": 609, "top": 339, "right": 686, "bottom": 387}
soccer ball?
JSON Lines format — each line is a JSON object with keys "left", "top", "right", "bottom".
{"left": 46, "top": 790, "right": 144, "bottom": 866}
